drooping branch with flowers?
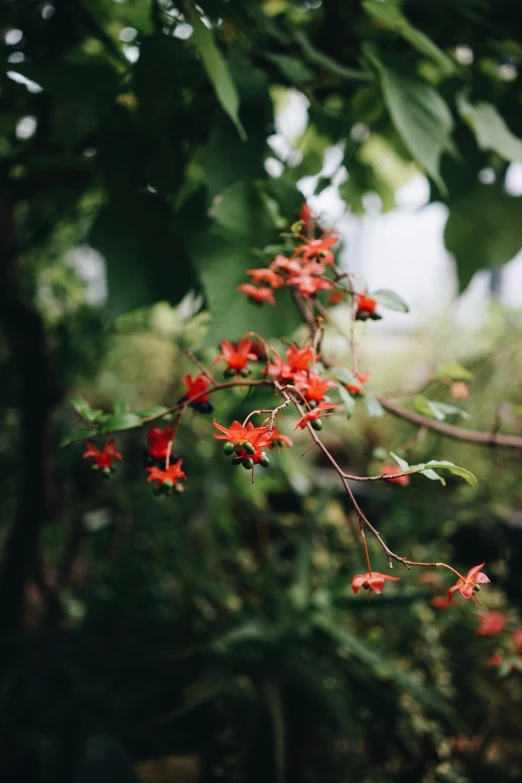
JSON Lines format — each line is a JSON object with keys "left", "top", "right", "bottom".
{"left": 68, "top": 202, "right": 514, "bottom": 607}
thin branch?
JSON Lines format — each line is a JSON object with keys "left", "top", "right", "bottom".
{"left": 378, "top": 395, "right": 522, "bottom": 451}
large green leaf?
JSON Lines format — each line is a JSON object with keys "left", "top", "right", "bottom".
{"left": 363, "top": 1, "right": 456, "bottom": 75}
{"left": 445, "top": 185, "right": 522, "bottom": 291}
{"left": 89, "top": 192, "right": 193, "bottom": 318}
{"left": 364, "top": 46, "right": 455, "bottom": 193}
{"left": 191, "top": 181, "right": 302, "bottom": 343}
{"left": 185, "top": 2, "right": 246, "bottom": 141}
{"left": 457, "top": 91, "right": 522, "bottom": 163}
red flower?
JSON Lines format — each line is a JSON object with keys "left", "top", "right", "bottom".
{"left": 351, "top": 571, "right": 400, "bottom": 599}
{"left": 476, "top": 610, "right": 507, "bottom": 636}
{"left": 430, "top": 595, "right": 452, "bottom": 609}
{"left": 294, "top": 402, "right": 338, "bottom": 430}
{"left": 488, "top": 654, "right": 503, "bottom": 667}
{"left": 246, "top": 268, "right": 285, "bottom": 289}
{"left": 147, "top": 459, "right": 187, "bottom": 491}
{"left": 147, "top": 425, "right": 174, "bottom": 459}
{"left": 213, "top": 419, "right": 272, "bottom": 464}
{"left": 294, "top": 234, "right": 338, "bottom": 266}
{"left": 181, "top": 373, "right": 211, "bottom": 404}
{"left": 237, "top": 284, "right": 276, "bottom": 306}
{"left": 355, "top": 294, "right": 378, "bottom": 320}
{"left": 214, "top": 338, "right": 258, "bottom": 373}
{"left": 381, "top": 463, "right": 410, "bottom": 487}
{"left": 265, "top": 345, "right": 316, "bottom": 382}
{"left": 448, "top": 563, "right": 491, "bottom": 602}
{"left": 345, "top": 371, "right": 370, "bottom": 396}
{"left": 288, "top": 274, "right": 333, "bottom": 298}
{"left": 270, "top": 256, "right": 303, "bottom": 276}
{"left": 83, "top": 440, "right": 122, "bottom": 470}
{"left": 295, "top": 371, "right": 337, "bottom": 404}
{"left": 268, "top": 427, "right": 294, "bottom": 449}
{"left": 328, "top": 291, "right": 347, "bottom": 306}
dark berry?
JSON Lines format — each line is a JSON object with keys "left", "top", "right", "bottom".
{"left": 240, "top": 367, "right": 251, "bottom": 378}
{"left": 143, "top": 450, "right": 156, "bottom": 468}
{"left": 196, "top": 401, "right": 214, "bottom": 414}
{"left": 242, "top": 457, "right": 254, "bottom": 470}
{"left": 223, "top": 441, "right": 235, "bottom": 456}
{"left": 243, "top": 441, "right": 255, "bottom": 455}
{"left": 259, "top": 453, "right": 270, "bottom": 468}
{"left": 223, "top": 367, "right": 236, "bottom": 379}
{"left": 311, "top": 418, "right": 323, "bottom": 431}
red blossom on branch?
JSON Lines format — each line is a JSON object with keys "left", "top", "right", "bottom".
{"left": 270, "top": 255, "right": 304, "bottom": 276}
{"left": 83, "top": 440, "right": 122, "bottom": 470}
{"left": 381, "top": 463, "right": 410, "bottom": 487}
{"left": 236, "top": 284, "right": 276, "bottom": 306}
{"left": 146, "top": 425, "right": 175, "bottom": 459}
{"left": 351, "top": 571, "right": 400, "bottom": 599}
{"left": 246, "top": 268, "right": 285, "bottom": 289}
{"left": 268, "top": 427, "right": 294, "bottom": 449}
{"left": 147, "top": 460, "right": 187, "bottom": 493}
{"left": 287, "top": 274, "right": 333, "bottom": 298}
{"left": 345, "top": 371, "right": 370, "bottom": 396}
{"left": 448, "top": 563, "right": 490, "bottom": 602}
{"left": 294, "top": 402, "right": 338, "bottom": 430}
{"left": 355, "top": 294, "right": 379, "bottom": 321}
{"left": 214, "top": 338, "right": 258, "bottom": 374}
{"left": 181, "top": 373, "right": 211, "bottom": 403}
{"left": 295, "top": 371, "right": 337, "bottom": 404}
{"left": 294, "top": 234, "right": 338, "bottom": 266}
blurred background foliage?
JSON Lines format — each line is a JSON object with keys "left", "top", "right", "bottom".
{"left": 2, "top": 0, "right": 522, "bottom": 781}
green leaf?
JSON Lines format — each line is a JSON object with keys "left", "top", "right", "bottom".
{"left": 337, "top": 384, "right": 356, "bottom": 418}
{"left": 412, "top": 395, "right": 469, "bottom": 421}
{"left": 445, "top": 186, "right": 522, "bottom": 291}
{"left": 456, "top": 91, "right": 522, "bottom": 163}
{"left": 364, "top": 46, "right": 455, "bottom": 193}
{"left": 437, "top": 361, "right": 473, "bottom": 381}
{"left": 363, "top": 1, "right": 456, "bottom": 75}
{"left": 294, "top": 29, "right": 373, "bottom": 82}
{"left": 89, "top": 192, "right": 193, "bottom": 318}
{"left": 389, "top": 451, "right": 409, "bottom": 473}
{"left": 11, "top": 60, "right": 120, "bottom": 110}
{"left": 371, "top": 288, "right": 409, "bottom": 312}
{"left": 185, "top": 2, "right": 246, "bottom": 141}
{"left": 69, "top": 396, "right": 102, "bottom": 424}
{"left": 266, "top": 53, "right": 314, "bottom": 84}
{"left": 418, "top": 461, "right": 478, "bottom": 489}
{"left": 136, "top": 406, "right": 170, "bottom": 419}
{"left": 60, "top": 429, "right": 97, "bottom": 448}
{"left": 99, "top": 413, "right": 142, "bottom": 434}
{"left": 191, "top": 181, "right": 301, "bottom": 343}
{"left": 365, "top": 396, "right": 384, "bottom": 417}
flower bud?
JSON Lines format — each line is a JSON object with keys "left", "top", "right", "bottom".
{"left": 242, "top": 457, "right": 255, "bottom": 470}
{"left": 223, "top": 441, "right": 236, "bottom": 456}
{"left": 474, "top": 585, "right": 481, "bottom": 593}
{"left": 311, "top": 418, "right": 323, "bottom": 431}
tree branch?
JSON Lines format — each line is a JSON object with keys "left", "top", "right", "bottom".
{"left": 377, "top": 395, "right": 522, "bottom": 451}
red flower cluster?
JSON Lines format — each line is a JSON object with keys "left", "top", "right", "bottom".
{"left": 476, "top": 610, "right": 507, "bottom": 636}
{"left": 83, "top": 440, "right": 122, "bottom": 476}
{"left": 237, "top": 209, "right": 339, "bottom": 306}
{"left": 147, "top": 459, "right": 187, "bottom": 495}
{"left": 214, "top": 337, "right": 258, "bottom": 377}
{"left": 213, "top": 419, "right": 276, "bottom": 471}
